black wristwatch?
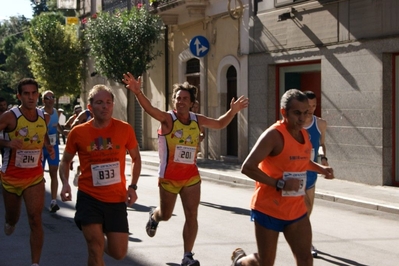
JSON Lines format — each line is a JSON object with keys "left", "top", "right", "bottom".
{"left": 129, "top": 184, "right": 138, "bottom": 190}
{"left": 276, "top": 179, "right": 285, "bottom": 191}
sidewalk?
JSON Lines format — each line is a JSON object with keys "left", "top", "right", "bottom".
{"left": 139, "top": 150, "right": 399, "bottom": 215}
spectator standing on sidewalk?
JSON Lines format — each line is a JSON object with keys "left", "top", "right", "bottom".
{"left": 41, "top": 91, "right": 63, "bottom": 213}
{"left": 122, "top": 72, "right": 248, "bottom": 266}
{"left": 303, "top": 90, "right": 328, "bottom": 257}
{"left": 0, "top": 78, "right": 55, "bottom": 266}
{"left": 232, "top": 89, "right": 334, "bottom": 266}
{"left": 63, "top": 104, "right": 82, "bottom": 135}
{"left": 71, "top": 108, "right": 92, "bottom": 127}
{"left": 69, "top": 108, "right": 93, "bottom": 186}
{"left": 57, "top": 108, "right": 66, "bottom": 144}
{"left": 59, "top": 84, "right": 141, "bottom": 266}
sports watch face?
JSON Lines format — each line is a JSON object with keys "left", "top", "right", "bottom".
{"left": 277, "top": 179, "right": 285, "bottom": 190}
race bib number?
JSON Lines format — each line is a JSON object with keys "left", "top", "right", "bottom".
{"left": 91, "top": 161, "right": 121, "bottom": 187}
{"left": 49, "top": 134, "right": 57, "bottom": 146}
{"left": 282, "top": 171, "right": 306, "bottom": 197}
{"left": 15, "top": 149, "right": 41, "bottom": 168}
{"left": 174, "top": 145, "right": 196, "bottom": 164}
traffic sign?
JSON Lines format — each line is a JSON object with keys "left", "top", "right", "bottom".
{"left": 65, "top": 17, "right": 79, "bottom": 25}
{"left": 189, "top": 35, "right": 209, "bottom": 57}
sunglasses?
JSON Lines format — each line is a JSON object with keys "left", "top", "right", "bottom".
{"left": 44, "top": 96, "right": 55, "bottom": 100}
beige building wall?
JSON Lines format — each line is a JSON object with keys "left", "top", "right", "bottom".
{"left": 140, "top": 1, "right": 249, "bottom": 160}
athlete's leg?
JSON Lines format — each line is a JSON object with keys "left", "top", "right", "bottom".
{"left": 23, "top": 180, "right": 45, "bottom": 265}
{"left": 283, "top": 216, "right": 313, "bottom": 266}
{"left": 154, "top": 185, "right": 178, "bottom": 222}
{"left": 48, "top": 164, "right": 59, "bottom": 202}
{"left": 105, "top": 232, "right": 129, "bottom": 260}
{"left": 179, "top": 182, "right": 200, "bottom": 253}
{"left": 304, "top": 187, "right": 316, "bottom": 217}
{"left": 255, "top": 220, "right": 279, "bottom": 266}
{"left": 82, "top": 223, "right": 105, "bottom": 266}
{"left": 2, "top": 187, "right": 23, "bottom": 228}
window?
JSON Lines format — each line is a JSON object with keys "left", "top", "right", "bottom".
{"left": 274, "top": 0, "right": 309, "bottom": 8}
{"left": 186, "top": 58, "right": 200, "bottom": 74}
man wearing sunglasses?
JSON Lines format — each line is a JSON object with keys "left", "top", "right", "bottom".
{"left": 41, "top": 91, "right": 63, "bottom": 213}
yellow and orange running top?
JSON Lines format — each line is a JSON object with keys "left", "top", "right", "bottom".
{"left": 158, "top": 110, "right": 201, "bottom": 181}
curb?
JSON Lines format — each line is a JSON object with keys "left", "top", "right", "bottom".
{"left": 147, "top": 161, "right": 399, "bottom": 215}
{"left": 140, "top": 162, "right": 399, "bottom": 215}
{"left": 60, "top": 146, "right": 399, "bottom": 215}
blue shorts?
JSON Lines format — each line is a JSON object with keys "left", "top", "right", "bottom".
{"left": 42, "top": 145, "right": 60, "bottom": 167}
{"left": 306, "top": 171, "right": 318, "bottom": 189}
{"left": 251, "top": 209, "right": 307, "bottom": 232}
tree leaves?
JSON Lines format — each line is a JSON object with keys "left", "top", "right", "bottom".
{"left": 85, "top": 8, "right": 163, "bottom": 83}
{"left": 26, "top": 13, "right": 85, "bottom": 96}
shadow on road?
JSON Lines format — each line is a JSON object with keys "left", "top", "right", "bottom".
{"left": 316, "top": 250, "right": 370, "bottom": 266}
{"left": 0, "top": 188, "right": 155, "bottom": 266}
{"left": 200, "top": 201, "right": 250, "bottom": 216}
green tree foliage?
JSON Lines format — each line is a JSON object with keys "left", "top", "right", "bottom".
{"left": 26, "top": 12, "right": 85, "bottom": 96}
{"left": 0, "top": 16, "right": 32, "bottom": 105}
{"left": 5, "top": 41, "right": 32, "bottom": 84}
{"left": 85, "top": 8, "right": 163, "bottom": 82}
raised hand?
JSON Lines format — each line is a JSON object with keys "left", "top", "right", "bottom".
{"left": 122, "top": 72, "right": 141, "bottom": 95}
{"left": 230, "top": 95, "right": 249, "bottom": 113}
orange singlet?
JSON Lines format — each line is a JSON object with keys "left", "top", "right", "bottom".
{"left": 251, "top": 120, "right": 312, "bottom": 221}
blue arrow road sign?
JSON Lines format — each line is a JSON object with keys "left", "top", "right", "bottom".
{"left": 189, "top": 36, "right": 209, "bottom": 57}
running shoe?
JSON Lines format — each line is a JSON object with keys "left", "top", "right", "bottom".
{"left": 145, "top": 208, "right": 158, "bottom": 237}
{"left": 4, "top": 223, "right": 15, "bottom": 236}
{"left": 181, "top": 252, "right": 200, "bottom": 266}
{"left": 311, "top": 245, "right": 318, "bottom": 258}
{"left": 49, "top": 202, "right": 60, "bottom": 213}
{"left": 231, "top": 248, "right": 246, "bottom": 266}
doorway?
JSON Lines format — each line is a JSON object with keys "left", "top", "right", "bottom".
{"left": 226, "top": 66, "right": 238, "bottom": 156}
{"left": 186, "top": 58, "right": 201, "bottom": 107}
{"left": 277, "top": 61, "right": 322, "bottom": 119}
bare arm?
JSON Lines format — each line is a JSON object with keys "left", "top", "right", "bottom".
{"left": 64, "top": 115, "right": 75, "bottom": 130}
{"left": 126, "top": 146, "right": 142, "bottom": 206}
{"left": 198, "top": 95, "right": 249, "bottom": 130}
{"left": 307, "top": 160, "right": 334, "bottom": 179}
{"left": 122, "top": 72, "right": 170, "bottom": 124}
{"left": 241, "top": 129, "right": 279, "bottom": 187}
{"left": 318, "top": 118, "right": 328, "bottom": 165}
{"left": 70, "top": 111, "right": 88, "bottom": 128}
{"left": 242, "top": 129, "right": 306, "bottom": 191}
{"left": 0, "top": 112, "right": 22, "bottom": 149}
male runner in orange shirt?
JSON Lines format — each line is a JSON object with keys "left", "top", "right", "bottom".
{"left": 59, "top": 84, "right": 141, "bottom": 266}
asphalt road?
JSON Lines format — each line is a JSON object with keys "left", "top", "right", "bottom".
{"left": 1, "top": 164, "right": 399, "bottom": 265}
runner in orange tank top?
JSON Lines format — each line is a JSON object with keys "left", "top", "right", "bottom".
{"left": 231, "top": 89, "right": 335, "bottom": 266}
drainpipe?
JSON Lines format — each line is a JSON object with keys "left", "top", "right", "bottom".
{"left": 165, "top": 25, "right": 169, "bottom": 109}
{"left": 204, "top": 54, "right": 208, "bottom": 159}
